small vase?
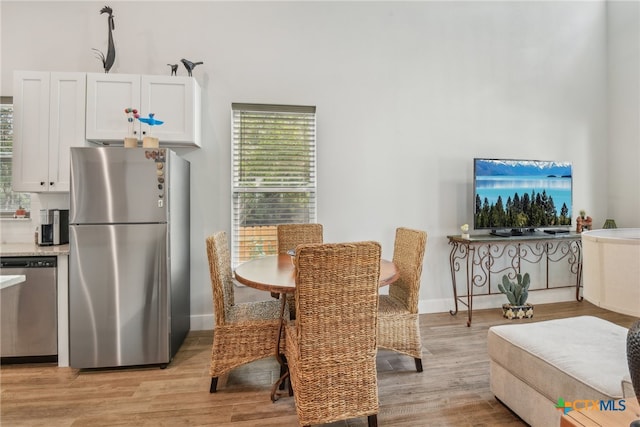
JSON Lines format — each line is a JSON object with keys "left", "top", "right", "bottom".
{"left": 627, "top": 320, "right": 640, "bottom": 406}
{"left": 603, "top": 219, "right": 617, "bottom": 229}
{"left": 461, "top": 233, "right": 470, "bottom": 239}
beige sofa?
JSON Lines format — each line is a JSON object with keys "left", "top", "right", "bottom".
{"left": 488, "top": 316, "right": 631, "bottom": 426}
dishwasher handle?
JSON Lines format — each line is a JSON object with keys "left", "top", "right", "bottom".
{"left": 0, "top": 257, "right": 57, "bottom": 268}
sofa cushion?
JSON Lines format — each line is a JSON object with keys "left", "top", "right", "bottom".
{"left": 488, "top": 315, "right": 629, "bottom": 402}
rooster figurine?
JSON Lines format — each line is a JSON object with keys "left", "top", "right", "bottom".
{"left": 181, "top": 59, "right": 203, "bottom": 77}
{"left": 92, "top": 6, "right": 116, "bottom": 73}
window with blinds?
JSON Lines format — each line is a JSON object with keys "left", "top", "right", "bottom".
{"left": 231, "top": 103, "right": 317, "bottom": 267}
{"left": 0, "top": 97, "right": 30, "bottom": 217}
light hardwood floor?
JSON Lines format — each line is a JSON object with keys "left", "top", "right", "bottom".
{"left": 1, "top": 294, "right": 636, "bottom": 427}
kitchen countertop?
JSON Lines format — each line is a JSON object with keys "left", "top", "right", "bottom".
{"left": 0, "top": 274, "right": 26, "bottom": 289}
{"left": 0, "top": 243, "right": 70, "bottom": 257}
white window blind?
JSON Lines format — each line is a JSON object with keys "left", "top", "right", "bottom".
{"left": 231, "top": 103, "right": 317, "bottom": 267}
{"left": 0, "top": 97, "right": 30, "bottom": 216}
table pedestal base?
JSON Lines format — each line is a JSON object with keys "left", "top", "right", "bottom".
{"left": 271, "top": 293, "right": 291, "bottom": 402}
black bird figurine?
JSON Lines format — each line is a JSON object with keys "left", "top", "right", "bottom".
{"left": 167, "top": 64, "right": 178, "bottom": 76}
{"left": 92, "top": 6, "right": 116, "bottom": 73}
{"left": 181, "top": 59, "right": 203, "bottom": 77}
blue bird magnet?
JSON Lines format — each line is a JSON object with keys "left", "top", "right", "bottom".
{"left": 137, "top": 113, "right": 164, "bottom": 126}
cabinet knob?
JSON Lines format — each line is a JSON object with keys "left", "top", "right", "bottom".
{"left": 50, "top": 182, "right": 54, "bottom": 186}
{"left": 40, "top": 181, "right": 45, "bottom": 186}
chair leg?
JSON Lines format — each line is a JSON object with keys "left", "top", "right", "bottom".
{"left": 368, "top": 414, "right": 378, "bottom": 427}
{"left": 210, "top": 377, "right": 218, "bottom": 393}
{"left": 278, "top": 363, "right": 287, "bottom": 390}
{"left": 415, "top": 358, "right": 423, "bottom": 372}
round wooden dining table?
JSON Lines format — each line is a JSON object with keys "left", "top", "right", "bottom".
{"left": 234, "top": 254, "right": 400, "bottom": 293}
{"left": 233, "top": 253, "right": 400, "bottom": 402}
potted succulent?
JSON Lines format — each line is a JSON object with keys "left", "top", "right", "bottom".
{"left": 576, "top": 209, "right": 593, "bottom": 233}
{"left": 498, "top": 272, "right": 533, "bottom": 319}
{"left": 14, "top": 206, "right": 27, "bottom": 218}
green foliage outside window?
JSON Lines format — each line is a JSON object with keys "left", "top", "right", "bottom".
{"left": 0, "top": 99, "right": 31, "bottom": 216}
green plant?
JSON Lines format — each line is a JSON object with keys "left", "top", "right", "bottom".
{"left": 498, "top": 273, "right": 530, "bottom": 306}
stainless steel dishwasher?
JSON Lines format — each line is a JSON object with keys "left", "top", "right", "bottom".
{"left": 0, "top": 256, "right": 57, "bottom": 358}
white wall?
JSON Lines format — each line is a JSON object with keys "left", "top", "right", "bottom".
{"left": 607, "top": 0, "right": 640, "bottom": 228}
{"left": 1, "top": 1, "right": 636, "bottom": 329}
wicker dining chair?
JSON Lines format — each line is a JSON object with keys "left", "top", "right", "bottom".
{"left": 276, "top": 223, "right": 324, "bottom": 255}
{"left": 377, "top": 227, "right": 428, "bottom": 372}
{"left": 275, "top": 223, "right": 324, "bottom": 312}
{"left": 284, "top": 241, "right": 381, "bottom": 427}
{"left": 206, "top": 231, "right": 285, "bottom": 393}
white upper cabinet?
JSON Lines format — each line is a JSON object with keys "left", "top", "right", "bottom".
{"left": 12, "top": 71, "right": 86, "bottom": 192}
{"left": 85, "top": 73, "right": 139, "bottom": 142}
{"left": 85, "top": 73, "right": 201, "bottom": 147}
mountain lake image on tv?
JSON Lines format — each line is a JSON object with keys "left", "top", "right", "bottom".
{"left": 473, "top": 158, "right": 572, "bottom": 233}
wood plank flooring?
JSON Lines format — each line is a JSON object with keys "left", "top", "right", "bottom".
{"left": 1, "top": 297, "right": 636, "bottom": 427}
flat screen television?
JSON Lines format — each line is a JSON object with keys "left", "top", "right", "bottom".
{"left": 473, "top": 158, "right": 573, "bottom": 236}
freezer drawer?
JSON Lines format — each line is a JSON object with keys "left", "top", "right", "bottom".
{"left": 69, "top": 223, "right": 169, "bottom": 368}
{"left": 0, "top": 257, "right": 57, "bottom": 358}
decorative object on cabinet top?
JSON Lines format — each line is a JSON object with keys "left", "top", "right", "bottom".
{"left": 168, "top": 64, "right": 178, "bottom": 76}
{"left": 92, "top": 5, "right": 116, "bottom": 73}
{"left": 181, "top": 59, "right": 203, "bottom": 77}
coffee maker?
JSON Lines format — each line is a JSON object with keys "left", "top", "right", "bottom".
{"left": 38, "top": 209, "right": 69, "bottom": 246}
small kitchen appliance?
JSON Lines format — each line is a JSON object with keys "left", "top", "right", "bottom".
{"left": 38, "top": 209, "right": 69, "bottom": 246}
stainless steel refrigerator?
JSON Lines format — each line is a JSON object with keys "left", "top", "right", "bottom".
{"left": 69, "top": 147, "right": 190, "bottom": 369}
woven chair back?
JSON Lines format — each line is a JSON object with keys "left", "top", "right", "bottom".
{"left": 277, "top": 223, "right": 323, "bottom": 254}
{"left": 389, "top": 227, "right": 428, "bottom": 314}
{"left": 293, "top": 241, "right": 381, "bottom": 361}
{"left": 206, "top": 232, "right": 235, "bottom": 326}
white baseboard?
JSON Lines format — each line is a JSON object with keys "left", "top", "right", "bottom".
{"left": 418, "top": 287, "right": 577, "bottom": 314}
{"left": 190, "top": 314, "right": 214, "bottom": 331}
{"left": 190, "top": 287, "right": 579, "bottom": 331}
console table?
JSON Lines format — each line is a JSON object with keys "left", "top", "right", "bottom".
{"left": 447, "top": 232, "right": 582, "bottom": 326}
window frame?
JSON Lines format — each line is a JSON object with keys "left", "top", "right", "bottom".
{"left": 0, "top": 96, "right": 31, "bottom": 218}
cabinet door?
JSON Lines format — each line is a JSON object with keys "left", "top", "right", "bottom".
{"left": 48, "top": 72, "right": 87, "bottom": 192}
{"left": 85, "top": 73, "right": 141, "bottom": 142}
{"left": 12, "top": 71, "right": 50, "bottom": 192}
{"left": 140, "top": 76, "right": 201, "bottom": 147}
